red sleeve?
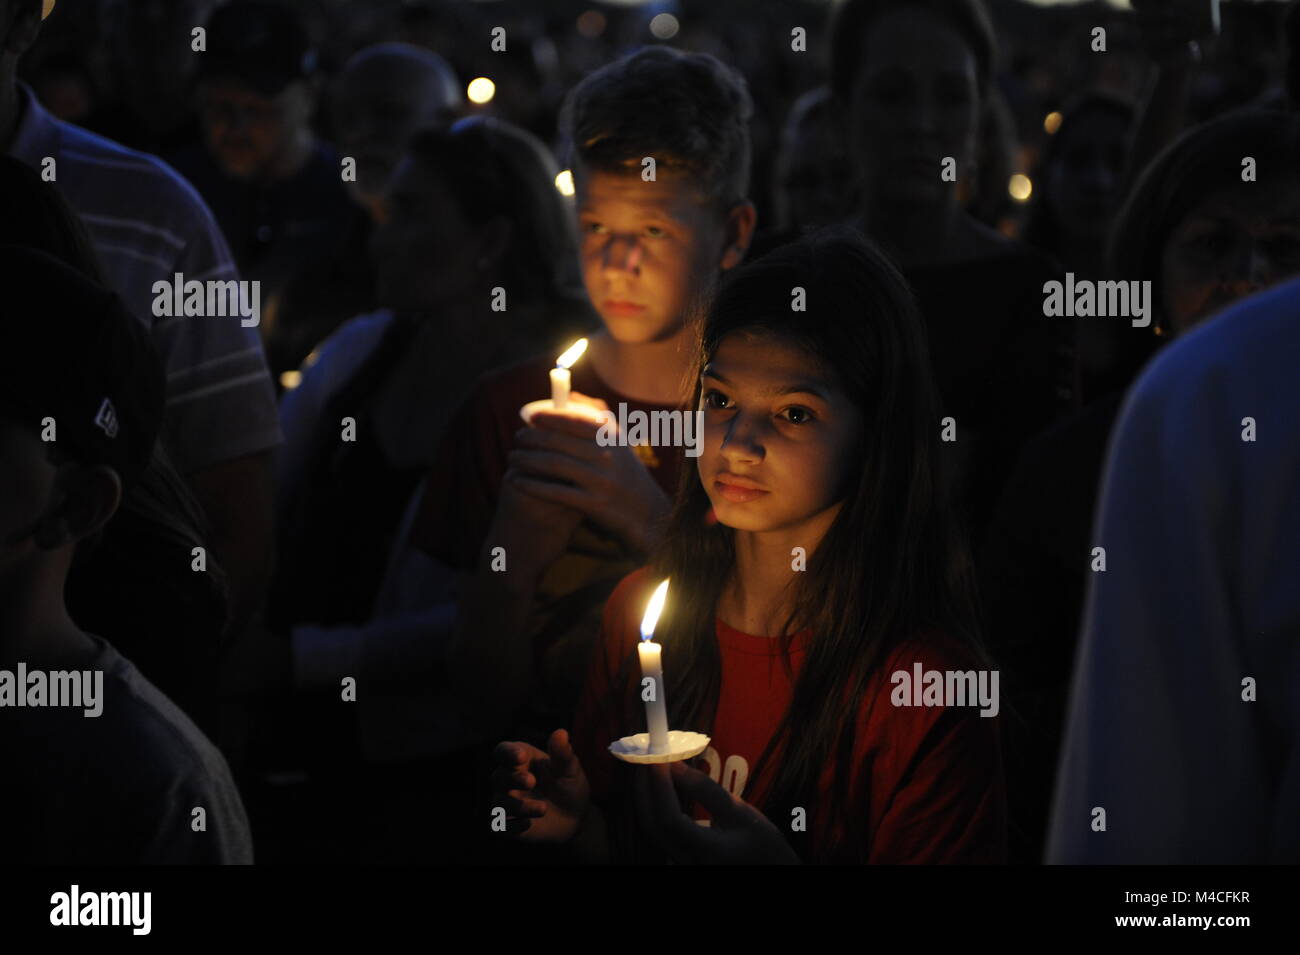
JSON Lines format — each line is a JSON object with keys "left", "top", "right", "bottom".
{"left": 570, "top": 568, "right": 653, "bottom": 805}
{"left": 860, "top": 638, "right": 1008, "bottom": 864}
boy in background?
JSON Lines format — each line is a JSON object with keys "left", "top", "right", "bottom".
{"left": 410, "top": 46, "right": 758, "bottom": 745}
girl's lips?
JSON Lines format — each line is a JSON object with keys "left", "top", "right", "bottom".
{"left": 715, "top": 478, "right": 769, "bottom": 504}
{"left": 604, "top": 300, "right": 647, "bottom": 317}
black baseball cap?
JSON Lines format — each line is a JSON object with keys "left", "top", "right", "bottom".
{"left": 0, "top": 247, "right": 165, "bottom": 490}
{"left": 197, "top": 0, "right": 317, "bottom": 97}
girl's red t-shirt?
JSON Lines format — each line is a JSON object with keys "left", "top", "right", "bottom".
{"left": 572, "top": 568, "right": 1008, "bottom": 864}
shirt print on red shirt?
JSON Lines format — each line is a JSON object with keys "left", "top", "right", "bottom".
{"left": 573, "top": 568, "right": 1008, "bottom": 863}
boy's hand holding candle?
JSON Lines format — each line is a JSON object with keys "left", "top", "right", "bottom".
{"left": 507, "top": 413, "right": 672, "bottom": 555}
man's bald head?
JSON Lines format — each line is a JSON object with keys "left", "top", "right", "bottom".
{"left": 331, "top": 43, "right": 462, "bottom": 216}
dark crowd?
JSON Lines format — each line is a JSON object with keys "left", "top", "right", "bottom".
{"left": 1, "top": 0, "right": 1298, "bottom": 867}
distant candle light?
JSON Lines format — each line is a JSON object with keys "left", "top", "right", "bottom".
{"left": 467, "top": 77, "right": 496, "bottom": 105}
{"left": 1044, "top": 111, "right": 1063, "bottom": 135}
{"left": 555, "top": 169, "right": 575, "bottom": 197}
{"left": 649, "top": 12, "right": 680, "bottom": 39}
{"left": 1009, "top": 173, "right": 1033, "bottom": 202}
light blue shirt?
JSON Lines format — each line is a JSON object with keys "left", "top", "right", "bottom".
{"left": 1049, "top": 277, "right": 1300, "bottom": 863}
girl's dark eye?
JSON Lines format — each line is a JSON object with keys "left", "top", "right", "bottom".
{"left": 780, "top": 406, "right": 815, "bottom": 425}
{"left": 583, "top": 222, "right": 606, "bottom": 235}
{"left": 703, "top": 389, "right": 731, "bottom": 410}
{"left": 644, "top": 226, "right": 666, "bottom": 238}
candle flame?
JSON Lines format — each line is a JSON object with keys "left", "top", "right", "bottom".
{"left": 556, "top": 338, "right": 588, "bottom": 370}
{"left": 640, "top": 578, "right": 670, "bottom": 641}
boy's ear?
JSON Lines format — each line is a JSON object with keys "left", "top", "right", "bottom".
{"left": 35, "top": 465, "right": 122, "bottom": 550}
{"left": 719, "top": 199, "right": 758, "bottom": 271}
{"left": 4, "top": 0, "right": 43, "bottom": 58}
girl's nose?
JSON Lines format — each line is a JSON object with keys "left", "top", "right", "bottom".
{"left": 719, "top": 412, "right": 764, "bottom": 463}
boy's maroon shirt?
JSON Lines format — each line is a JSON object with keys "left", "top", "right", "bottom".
{"left": 409, "top": 353, "right": 688, "bottom": 730}
{"left": 410, "top": 352, "right": 685, "bottom": 571}
{"left": 574, "top": 568, "right": 1008, "bottom": 864}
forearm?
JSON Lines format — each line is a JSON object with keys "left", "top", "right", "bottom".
{"left": 447, "top": 550, "right": 544, "bottom": 736}
{"left": 291, "top": 602, "right": 459, "bottom": 691}
{"left": 188, "top": 451, "right": 276, "bottom": 645}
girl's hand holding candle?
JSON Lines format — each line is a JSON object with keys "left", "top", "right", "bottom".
{"left": 635, "top": 762, "right": 801, "bottom": 865}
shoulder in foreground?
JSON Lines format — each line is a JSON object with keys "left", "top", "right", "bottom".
{"left": 56, "top": 120, "right": 217, "bottom": 224}
{"left": 87, "top": 644, "right": 232, "bottom": 787}
{"left": 1130, "top": 276, "right": 1300, "bottom": 411}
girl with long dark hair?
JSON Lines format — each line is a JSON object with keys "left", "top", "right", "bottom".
{"left": 494, "top": 229, "right": 1006, "bottom": 863}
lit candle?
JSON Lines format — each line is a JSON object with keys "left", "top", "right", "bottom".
{"left": 550, "top": 338, "right": 588, "bottom": 410}
{"left": 638, "top": 578, "right": 671, "bottom": 755}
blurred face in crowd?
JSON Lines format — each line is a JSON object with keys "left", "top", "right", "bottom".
{"left": 370, "top": 155, "right": 504, "bottom": 310}
{"left": 198, "top": 77, "right": 313, "bottom": 181}
{"left": 1160, "top": 180, "right": 1300, "bottom": 335}
{"left": 697, "top": 331, "right": 862, "bottom": 537}
{"left": 1046, "top": 108, "right": 1130, "bottom": 242}
{"left": 775, "top": 103, "right": 856, "bottom": 230}
{"left": 847, "top": 8, "right": 981, "bottom": 209}
{"left": 575, "top": 164, "right": 744, "bottom": 345}
{"left": 330, "top": 54, "right": 460, "bottom": 220}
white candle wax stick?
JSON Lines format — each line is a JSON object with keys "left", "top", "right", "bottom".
{"left": 638, "top": 640, "right": 670, "bottom": 754}
{"left": 550, "top": 366, "right": 570, "bottom": 410}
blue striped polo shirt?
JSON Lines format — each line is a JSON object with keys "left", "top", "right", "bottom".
{"left": 8, "top": 83, "right": 281, "bottom": 474}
